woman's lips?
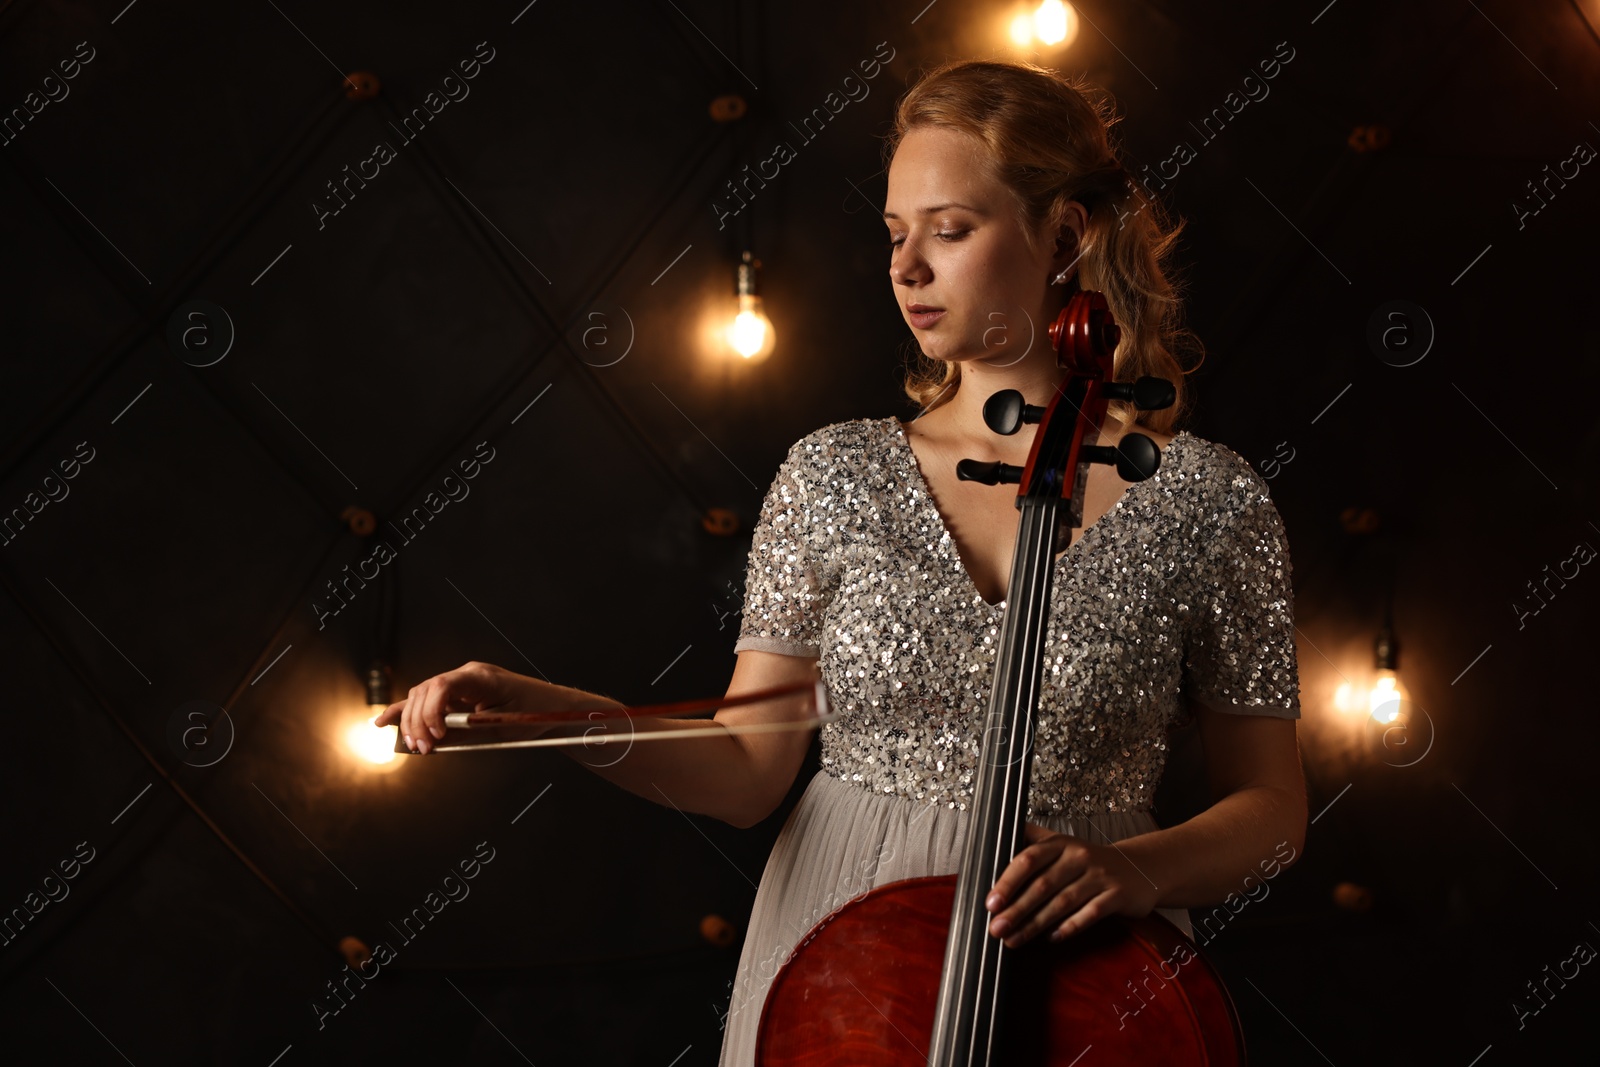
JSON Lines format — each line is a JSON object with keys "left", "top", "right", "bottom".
{"left": 909, "top": 308, "right": 945, "bottom": 329}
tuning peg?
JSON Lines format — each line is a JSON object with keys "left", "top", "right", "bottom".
{"left": 957, "top": 459, "right": 1024, "bottom": 485}
{"left": 982, "top": 390, "right": 1046, "bottom": 436}
{"left": 1081, "top": 433, "right": 1161, "bottom": 482}
{"left": 1101, "top": 376, "right": 1176, "bottom": 412}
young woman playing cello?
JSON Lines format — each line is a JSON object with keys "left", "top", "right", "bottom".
{"left": 377, "top": 59, "right": 1307, "bottom": 1066}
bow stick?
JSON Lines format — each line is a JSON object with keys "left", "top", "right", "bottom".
{"left": 387, "top": 676, "right": 833, "bottom": 754}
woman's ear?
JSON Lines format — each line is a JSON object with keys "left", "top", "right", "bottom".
{"left": 1049, "top": 200, "right": 1090, "bottom": 280}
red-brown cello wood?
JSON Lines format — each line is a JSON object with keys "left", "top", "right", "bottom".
{"left": 754, "top": 287, "right": 1248, "bottom": 1065}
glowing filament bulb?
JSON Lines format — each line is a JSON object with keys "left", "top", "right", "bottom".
{"left": 1369, "top": 670, "right": 1403, "bottom": 724}
{"left": 728, "top": 293, "right": 774, "bottom": 360}
{"left": 728, "top": 252, "right": 775, "bottom": 361}
{"left": 352, "top": 717, "right": 398, "bottom": 764}
{"left": 1034, "top": 1, "right": 1072, "bottom": 45}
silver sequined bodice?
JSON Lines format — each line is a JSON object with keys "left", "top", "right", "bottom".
{"left": 733, "top": 417, "right": 1300, "bottom": 817}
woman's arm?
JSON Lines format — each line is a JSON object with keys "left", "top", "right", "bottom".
{"left": 1111, "top": 706, "right": 1306, "bottom": 906}
{"left": 552, "top": 649, "right": 821, "bottom": 829}
{"left": 380, "top": 653, "right": 819, "bottom": 829}
{"left": 984, "top": 701, "right": 1306, "bottom": 946}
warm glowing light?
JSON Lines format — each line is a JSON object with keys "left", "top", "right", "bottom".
{"left": 1033, "top": 0, "right": 1071, "bottom": 45}
{"left": 351, "top": 713, "right": 398, "bottom": 764}
{"left": 1333, "top": 671, "right": 1408, "bottom": 724}
{"left": 727, "top": 294, "right": 775, "bottom": 361}
{"left": 1368, "top": 670, "right": 1403, "bottom": 724}
{"left": 1008, "top": 2, "right": 1078, "bottom": 48}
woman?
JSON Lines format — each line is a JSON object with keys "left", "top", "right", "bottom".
{"left": 378, "top": 59, "right": 1306, "bottom": 1065}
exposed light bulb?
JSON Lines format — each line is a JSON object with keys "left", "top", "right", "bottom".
{"left": 728, "top": 294, "right": 774, "bottom": 360}
{"left": 1368, "top": 623, "right": 1403, "bottom": 724}
{"left": 728, "top": 252, "right": 775, "bottom": 361}
{"left": 1033, "top": 0, "right": 1071, "bottom": 45}
{"left": 351, "top": 716, "right": 398, "bottom": 764}
{"left": 1009, "top": 2, "right": 1077, "bottom": 47}
{"left": 1368, "top": 669, "right": 1403, "bottom": 725}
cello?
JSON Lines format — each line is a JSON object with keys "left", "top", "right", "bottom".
{"left": 751, "top": 288, "right": 1247, "bottom": 1065}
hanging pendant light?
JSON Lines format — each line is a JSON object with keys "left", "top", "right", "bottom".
{"left": 1367, "top": 623, "right": 1404, "bottom": 725}
{"left": 726, "top": 251, "right": 775, "bottom": 362}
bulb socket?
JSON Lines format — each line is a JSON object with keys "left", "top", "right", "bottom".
{"left": 365, "top": 662, "right": 392, "bottom": 708}
{"left": 1373, "top": 626, "right": 1398, "bottom": 671}
{"left": 736, "top": 250, "right": 761, "bottom": 297}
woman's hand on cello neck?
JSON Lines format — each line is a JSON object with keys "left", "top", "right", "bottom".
{"left": 982, "top": 823, "right": 1162, "bottom": 949}
{"left": 983, "top": 708, "right": 1307, "bottom": 948}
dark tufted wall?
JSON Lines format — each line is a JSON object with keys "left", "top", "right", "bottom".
{"left": 2, "top": 1, "right": 1597, "bottom": 1064}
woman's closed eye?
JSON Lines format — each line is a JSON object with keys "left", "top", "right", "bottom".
{"left": 886, "top": 230, "right": 970, "bottom": 249}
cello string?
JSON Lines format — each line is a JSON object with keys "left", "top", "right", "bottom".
{"left": 978, "top": 497, "right": 1056, "bottom": 1044}
{"left": 983, "top": 479, "right": 1072, "bottom": 1042}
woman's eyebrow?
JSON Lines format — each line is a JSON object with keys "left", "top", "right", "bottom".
{"left": 882, "top": 202, "right": 983, "bottom": 220}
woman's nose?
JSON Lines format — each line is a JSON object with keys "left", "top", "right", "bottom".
{"left": 890, "top": 243, "right": 929, "bottom": 285}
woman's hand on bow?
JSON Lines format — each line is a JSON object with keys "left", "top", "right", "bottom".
{"left": 984, "top": 822, "right": 1159, "bottom": 947}
{"left": 372, "top": 661, "right": 609, "bottom": 754}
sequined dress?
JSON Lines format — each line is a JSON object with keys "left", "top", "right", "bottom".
{"left": 716, "top": 417, "right": 1301, "bottom": 1066}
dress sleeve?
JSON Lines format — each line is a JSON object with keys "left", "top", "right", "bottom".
{"left": 1181, "top": 454, "right": 1302, "bottom": 718}
{"left": 732, "top": 437, "right": 831, "bottom": 658}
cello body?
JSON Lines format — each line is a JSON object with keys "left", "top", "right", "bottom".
{"left": 755, "top": 876, "right": 1244, "bottom": 1065}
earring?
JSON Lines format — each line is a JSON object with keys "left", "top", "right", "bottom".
{"left": 1053, "top": 233, "right": 1080, "bottom": 285}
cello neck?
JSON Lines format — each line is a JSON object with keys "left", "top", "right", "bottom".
{"left": 926, "top": 366, "right": 1096, "bottom": 1065}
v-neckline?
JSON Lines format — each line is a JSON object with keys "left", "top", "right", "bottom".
{"left": 885, "top": 417, "right": 1187, "bottom": 610}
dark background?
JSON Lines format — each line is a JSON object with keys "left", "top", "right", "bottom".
{"left": 3, "top": 0, "right": 1597, "bottom": 1063}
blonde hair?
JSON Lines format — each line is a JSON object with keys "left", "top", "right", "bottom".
{"left": 884, "top": 59, "right": 1202, "bottom": 434}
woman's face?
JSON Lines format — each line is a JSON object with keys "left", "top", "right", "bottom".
{"left": 884, "top": 126, "right": 1082, "bottom": 367}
